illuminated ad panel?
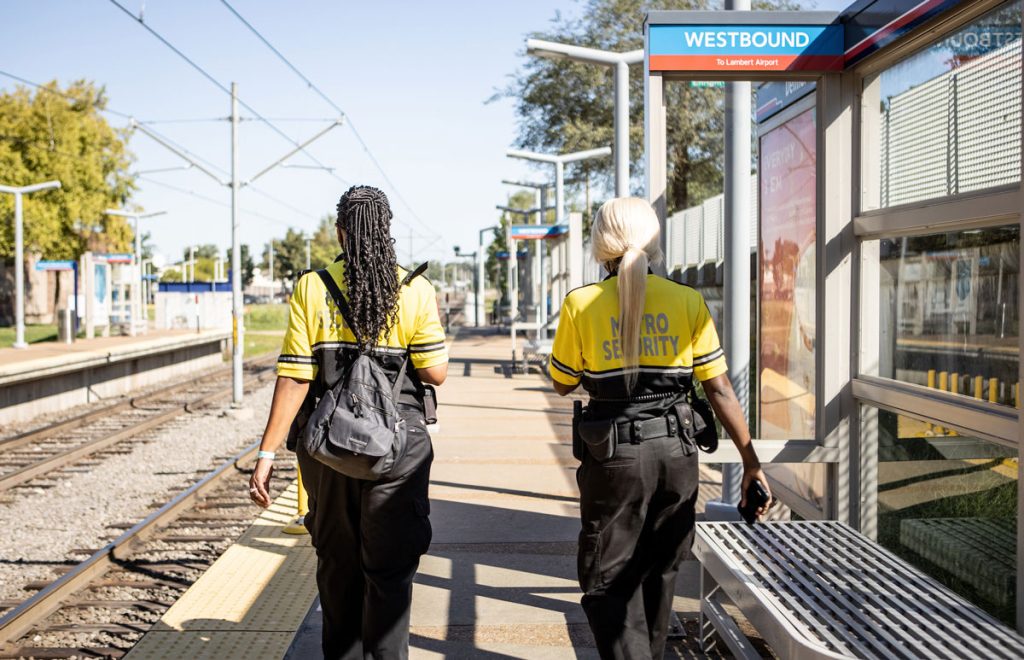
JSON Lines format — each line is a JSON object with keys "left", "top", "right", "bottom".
{"left": 648, "top": 24, "right": 843, "bottom": 72}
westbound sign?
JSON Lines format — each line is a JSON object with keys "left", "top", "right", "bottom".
{"left": 646, "top": 11, "right": 843, "bottom": 76}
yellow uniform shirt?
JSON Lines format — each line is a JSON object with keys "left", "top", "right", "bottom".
{"left": 276, "top": 260, "right": 447, "bottom": 384}
{"left": 549, "top": 274, "right": 726, "bottom": 406}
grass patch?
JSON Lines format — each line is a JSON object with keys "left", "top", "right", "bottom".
{"left": 245, "top": 304, "right": 289, "bottom": 331}
{"left": 245, "top": 331, "right": 285, "bottom": 358}
{"left": 0, "top": 324, "right": 58, "bottom": 348}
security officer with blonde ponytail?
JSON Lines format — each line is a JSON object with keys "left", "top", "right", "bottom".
{"left": 550, "top": 197, "right": 771, "bottom": 659}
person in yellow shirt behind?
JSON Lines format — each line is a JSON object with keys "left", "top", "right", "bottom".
{"left": 248, "top": 186, "right": 448, "bottom": 659}
{"left": 550, "top": 197, "right": 770, "bottom": 659}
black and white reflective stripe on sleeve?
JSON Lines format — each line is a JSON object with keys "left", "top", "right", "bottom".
{"left": 692, "top": 347, "right": 725, "bottom": 367}
{"left": 409, "top": 341, "right": 447, "bottom": 354}
{"left": 277, "top": 354, "right": 316, "bottom": 365}
{"left": 550, "top": 356, "right": 582, "bottom": 379}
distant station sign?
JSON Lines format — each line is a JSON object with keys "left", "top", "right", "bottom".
{"left": 648, "top": 23, "right": 843, "bottom": 73}
{"left": 96, "top": 253, "right": 134, "bottom": 264}
{"left": 35, "top": 260, "right": 76, "bottom": 271}
{"left": 509, "top": 224, "right": 569, "bottom": 240}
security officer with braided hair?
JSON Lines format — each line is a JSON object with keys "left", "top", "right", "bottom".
{"left": 550, "top": 197, "right": 771, "bottom": 659}
{"left": 249, "top": 185, "right": 448, "bottom": 659}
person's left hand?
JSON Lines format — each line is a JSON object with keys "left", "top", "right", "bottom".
{"left": 740, "top": 464, "right": 773, "bottom": 520}
{"left": 249, "top": 458, "right": 274, "bottom": 508}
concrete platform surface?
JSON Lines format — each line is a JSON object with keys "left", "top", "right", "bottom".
{"left": 0, "top": 328, "right": 228, "bottom": 383}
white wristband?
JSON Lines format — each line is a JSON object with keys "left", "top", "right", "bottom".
{"left": 257, "top": 450, "right": 276, "bottom": 461}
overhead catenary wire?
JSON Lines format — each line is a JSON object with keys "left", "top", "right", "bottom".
{"left": 217, "top": 0, "right": 441, "bottom": 242}
{"left": 105, "top": 0, "right": 347, "bottom": 188}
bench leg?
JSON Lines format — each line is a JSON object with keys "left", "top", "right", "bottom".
{"left": 700, "top": 567, "right": 761, "bottom": 660}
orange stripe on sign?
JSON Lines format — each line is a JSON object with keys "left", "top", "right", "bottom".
{"left": 649, "top": 54, "right": 843, "bottom": 72}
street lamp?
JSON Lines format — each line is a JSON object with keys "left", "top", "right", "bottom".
{"left": 105, "top": 208, "right": 166, "bottom": 336}
{"left": 525, "top": 39, "right": 643, "bottom": 198}
{"left": 0, "top": 180, "right": 62, "bottom": 348}
{"left": 506, "top": 146, "right": 610, "bottom": 291}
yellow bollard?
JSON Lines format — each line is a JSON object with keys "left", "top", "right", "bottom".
{"left": 950, "top": 373, "right": 959, "bottom": 396}
{"left": 989, "top": 378, "right": 999, "bottom": 404}
{"left": 925, "top": 370, "right": 937, "bottom": 433}
{"left": 974, "top": 376, "right": 983, "bottom": 400}
{"left": 1016, "top": 383, "right": 1020, "bottom": 409}
{"left": 283, "top": 465, "right": 310, "bottom": 535}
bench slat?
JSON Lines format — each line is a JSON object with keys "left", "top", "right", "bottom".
{"left": 696, "top": 521, "right": 1024, "bottom": 660}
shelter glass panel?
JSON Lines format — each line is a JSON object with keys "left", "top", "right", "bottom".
{"left": 871, "top": 226, "right": 1020, "bottom": 408}
{"left": 860, "top": 1, "right": 1022, "bottom": 211}
{"left": 864, "top": 406, "right": 1018, "bottom": 624}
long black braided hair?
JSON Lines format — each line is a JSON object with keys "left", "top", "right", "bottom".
{"left": 336, "top": 185, "right": 401, "bottom": 351}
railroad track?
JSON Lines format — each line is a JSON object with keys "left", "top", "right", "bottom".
{"left": 0, "top": 356, "right": 277, "bottom": 494}
{"left": 0, "top": 443, "right": 296, "bottom": 658}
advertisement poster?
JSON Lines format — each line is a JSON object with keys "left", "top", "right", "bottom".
{"left": 758, "top": 107, "right": 824, "bottom": 510}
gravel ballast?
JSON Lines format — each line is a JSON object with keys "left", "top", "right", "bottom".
{"left": 0, "top": 381, "right": 277, "bottom": 602}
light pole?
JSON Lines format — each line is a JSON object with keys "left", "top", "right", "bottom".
{"left": 525, "top": 40, "right": 643, "bottom": 198}
{"left": 0, "top": 180, "right": 62, "bottom": 349}
{"left": 506, "top": 147, "right": 610, "bottom": 291}
{"left": 305, "top": 235, "right": 311, "bottom": 271}
{"left": 105, "top": 208, "right": 165, "bottom": 336}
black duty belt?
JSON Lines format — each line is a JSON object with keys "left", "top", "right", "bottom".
{"left": 614, "top": 413, "right": 684, "bottom": 444}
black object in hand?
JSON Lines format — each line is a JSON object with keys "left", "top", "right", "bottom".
{"left": 737, "top": 479, "right": 770, "bottom": 525}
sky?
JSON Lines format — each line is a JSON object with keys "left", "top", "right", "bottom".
{"left": 3, "top": 0, "right": 850, "bottom": 269}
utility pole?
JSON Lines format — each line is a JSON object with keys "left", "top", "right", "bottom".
{"left": 305, "top": 237, "right": 311, "bottom": 270}
{"left": 230, "top": 82, "right": 243, "bottom": 406}
{"left": 268, "top": 240, "right": 275, "bottom": 301}
{"left": 188, "top": 245, "right": 196, "bottom": 283}
{"left": 129, "top": 84, "right": 342, "bottom": 407}
{"left": 0, "top": 180, "right": 62, "bottom": 349}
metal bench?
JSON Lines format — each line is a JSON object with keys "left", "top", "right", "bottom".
{"left": 694, "top": 520, "right": 1024, "bottom": 659}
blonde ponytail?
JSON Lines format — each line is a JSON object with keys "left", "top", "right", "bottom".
{"left": 591, "top": 198, "right": 663, "bottom": 393}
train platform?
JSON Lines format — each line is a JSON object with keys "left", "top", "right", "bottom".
{"left": 127, "top": 329, "right": 726, "bottom": 659}
{"left": 0, "top": 329, "right": 229, "bottom": 426}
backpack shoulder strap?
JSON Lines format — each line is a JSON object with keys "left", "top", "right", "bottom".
{"left": 316, "top": 269, "right": 355, "bottom": 331}
{"left": 401, "top": 262, "right": 429, "bottom": 287}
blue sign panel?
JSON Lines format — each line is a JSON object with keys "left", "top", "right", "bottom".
{"left": 509, "top": 224, "right": 569, "bottom": 240}
{"left": 649, "top": 24, "right": 843, "bottom": 73}
{"left": 35, "top": 260, "right": 76, "bottom": 271}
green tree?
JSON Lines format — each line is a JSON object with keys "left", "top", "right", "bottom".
{"left": 236, "top": 244, "right": 255, "bottom": 287}
{"left": 494, "top": 0, "right": 790, "bottom": 213}
{"left": 309, "top": 215, "right": 339, "bottom": 269}
{"left": 0, "top": 80, "right": 135, "bottom": 259}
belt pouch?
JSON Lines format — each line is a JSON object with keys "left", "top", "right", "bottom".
{"left": 671, "top": 402, "right": 699, "bottom": 456}
{"left": 423, "top": 385, "right": 438, "bottom": 425}
{"left": 688, "top": 394, "right": 719, "bottom": 453}
{"left": 572, "top": 400, "right": 584, "bottom": 461}
{"left": 577, "top": 416, "right": 618, "bottom": 462}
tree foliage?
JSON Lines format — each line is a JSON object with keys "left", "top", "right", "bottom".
{"left": 0, "top": 80, "right": 135, "bottom": 259}
{"left": 495, "top": 0, "right": 792, "bottom": 213}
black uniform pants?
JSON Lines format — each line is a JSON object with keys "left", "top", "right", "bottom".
{"left": 297, "top": 412, "right": 433, "bottom": 660}
{"left": 576, "top": 433, "right": 698, "bottom": 660}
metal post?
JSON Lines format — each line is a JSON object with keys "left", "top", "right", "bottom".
{"left": 132, "top": 215, "right": 141, "bottom": 336}
{"left": 721, "top": 0, "right": 751, "bottom": 507}
{"left": 614, "top": 60, "right": 630, "bottom": 198}
{"left": 268, "top": 240, "right": 275, "bottom": 300}
{"left": 305, "top": 238, "right": 311, "bottom": 270}
{"left": 230, "top": 82, "right": 244, "bottom": 406}
{"left": 477, "top": 228, "right": 490, "bottom": 328}
{"left": 538, "top": 185, "right": 548, "bottom": 329}
{"left": 189, "top": 245, "right": 195, "bottom": 283}
{"left": 13, "top": 192, "right": 25, "bottom": 349}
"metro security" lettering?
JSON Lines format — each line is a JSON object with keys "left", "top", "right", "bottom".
{"left": 684, "top": 30, "right": 810, "bottom": 49}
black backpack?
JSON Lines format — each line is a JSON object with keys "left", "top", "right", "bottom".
{"left": 301, "top": 264, "right": 427, "bottom": 481}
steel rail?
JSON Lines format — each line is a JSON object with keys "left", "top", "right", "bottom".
{"left": 0, "top": 362, "right": 276, "bottom": 492}
{"left": 0, "top": 354, "right": 277, "bottom": 452}
{"left": 0, "top": 441, "right": 260, "bottom": 647}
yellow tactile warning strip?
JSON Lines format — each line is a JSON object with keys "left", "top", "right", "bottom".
{"left": 126, "top": 480, "right": 317, "bottom": 660}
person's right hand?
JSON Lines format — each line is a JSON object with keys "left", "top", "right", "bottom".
{"left": 740, "top": 463, "right": 773, "bottom": 520}
{"left": 249, "top": 458, "right": 274, "bottom": 508}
